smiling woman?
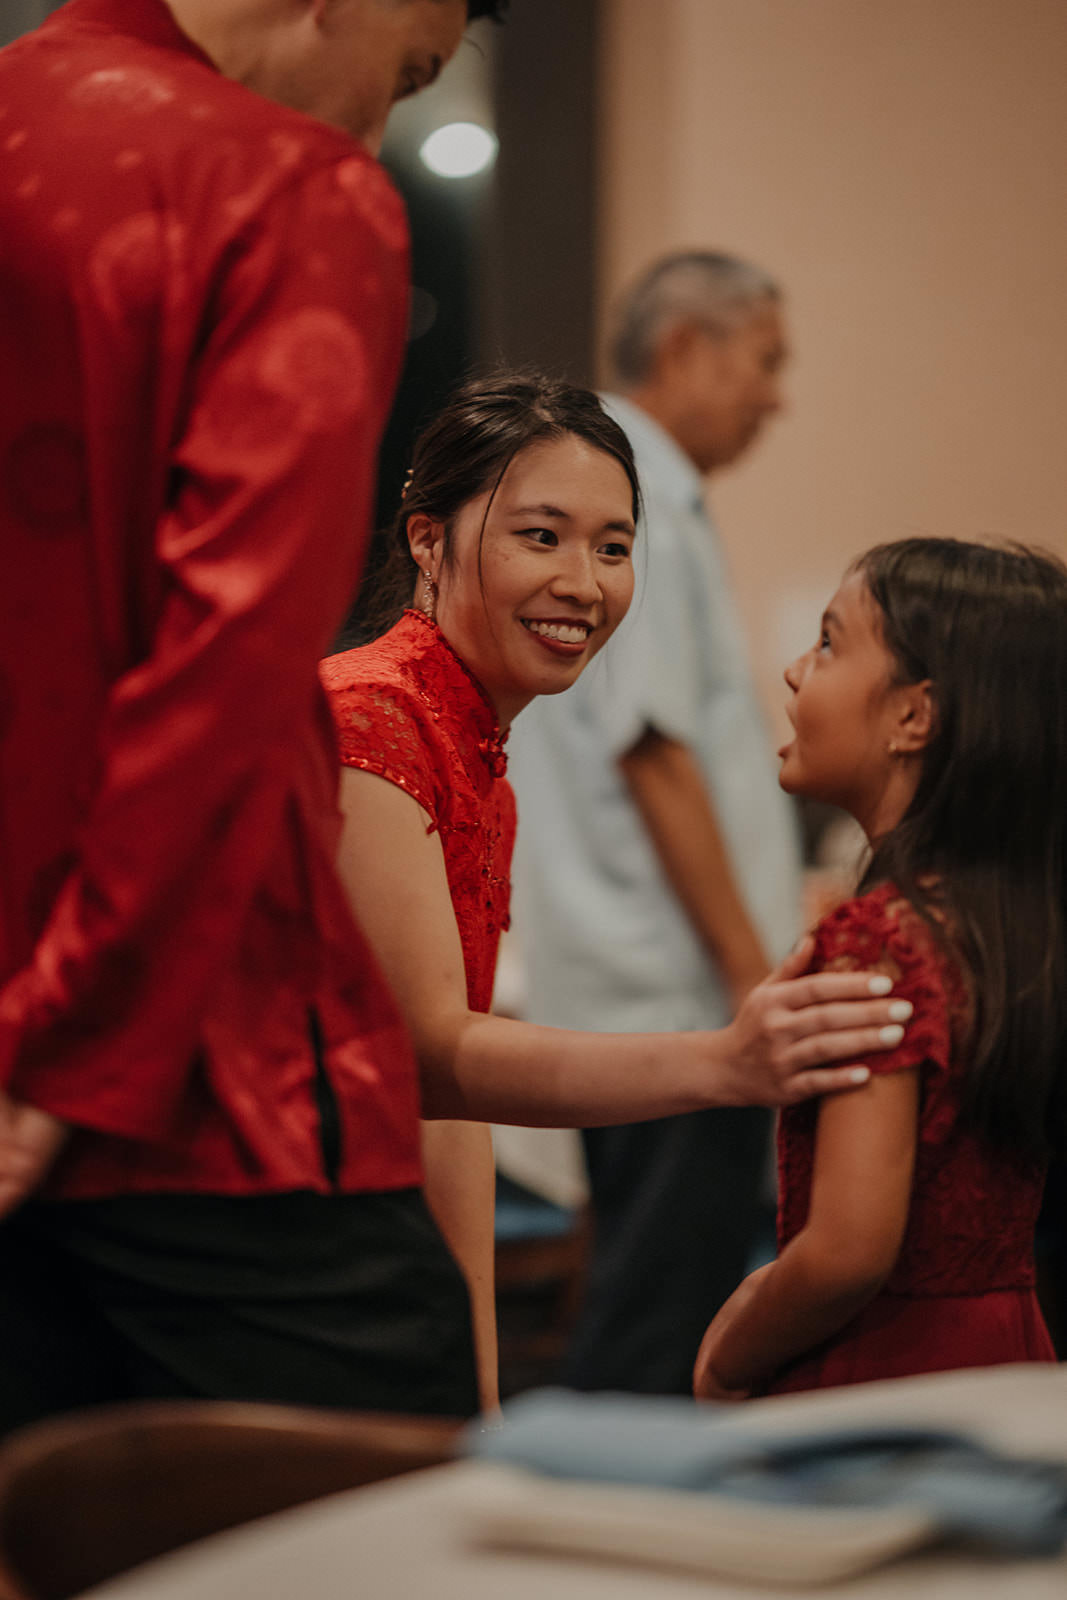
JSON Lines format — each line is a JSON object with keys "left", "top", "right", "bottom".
{"left": 320, "top": 375, "right": 639, "bottom": 1406}
{"left": 319, "top": 373, "right": 920, "bottom": 1412}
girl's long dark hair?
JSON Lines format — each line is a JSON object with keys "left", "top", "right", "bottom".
{"left": 857, "top": 537, "right": 1067, "bottom": 1158}
{"left": 364, "top": 371, "right": 641, "bottom": 636}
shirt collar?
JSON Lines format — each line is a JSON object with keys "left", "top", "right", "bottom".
{"left": 602, "top": 393, "right": 707, "bottom": 517}
{"left": 52, "top": 0, "right": 219, "bottom": 74}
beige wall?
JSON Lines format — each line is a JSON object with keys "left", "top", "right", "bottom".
{"left": 599, "top": 0, "right": 1067, "bottom": 734}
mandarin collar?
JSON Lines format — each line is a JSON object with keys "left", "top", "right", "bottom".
{"left": 403, "top": 610, "right": 509, "bottom": 778}
{"left": 56, "top": 0, "right": 219, "bottom": 74}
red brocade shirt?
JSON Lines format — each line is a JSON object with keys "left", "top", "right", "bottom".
{"left": 0, "top": 0, "right": 423, "bottom": 1197}
{"left": 778, "top": 883, "right": 1046, "bottom": 1298}
{"left": 321, "top": 613, "right": 516, "bottom": 1014}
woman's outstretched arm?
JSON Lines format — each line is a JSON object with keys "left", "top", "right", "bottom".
{"left": 693, "top": 1067, "right": 920, "bottom": 1398}
{"left": 336, "top": 768, "right": 910, "bottom": 1124}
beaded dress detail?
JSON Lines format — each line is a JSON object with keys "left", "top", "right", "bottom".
{"left": 321, "top": 611, "right": 515, "bottom": 1013}
{"left": 770, "top": 881, "right": 1053, "bottom": 1393}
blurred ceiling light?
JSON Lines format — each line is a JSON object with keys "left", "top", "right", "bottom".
{"left": 419, "top": 122, "right": 498, "bottom": 180}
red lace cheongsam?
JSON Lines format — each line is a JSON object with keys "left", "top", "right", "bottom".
{"left": 769, "top": 881, "right": 1054, "bottom": 1394}
{"left": 321, "top": 612, "right": 516, "bottom": 1013}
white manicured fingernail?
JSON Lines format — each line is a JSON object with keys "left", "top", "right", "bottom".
{"left": 880, "top": 1024, "right": 904, "bottom": 1045}
{"left": 849, "top": 1067, "right": 870, "bottom": 1084}
{"left": 867, "top": 976, "right": 892, "bottom": 996}
{"left": 888, "top": 1001, "right": 913, "bottom": 1022}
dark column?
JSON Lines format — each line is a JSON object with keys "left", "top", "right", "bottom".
{"left": 480, "top": 0, "right": 600, "bottom": 384}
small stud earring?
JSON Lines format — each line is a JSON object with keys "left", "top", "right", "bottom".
{"left": 420, "top": 567, "right": 437, "bottom": 621}
{"left": 888, "top": 741, "right": 899, "bottom": 755}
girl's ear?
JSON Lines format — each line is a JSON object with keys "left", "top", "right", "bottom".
{"left": 894, "top": 680, "right": 936, "bottom": 754}
{"left": 406, "top": 513, "right": 445, "bottom": 580}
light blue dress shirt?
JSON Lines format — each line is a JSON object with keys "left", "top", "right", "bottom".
{"left": 509, "top": 395, "right": 801, "bottom": 1034}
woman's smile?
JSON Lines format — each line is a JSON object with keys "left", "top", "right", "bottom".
{"left": 519, "top": 615, "right": 594, "bottom": 653}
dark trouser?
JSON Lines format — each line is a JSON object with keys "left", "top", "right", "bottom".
{"left": 0, "top": 1189, "right": 478, "bottom": 1437}
{"left": 1037, "top": 1159, "right": 1067, "bottom": 1358}
{"left": 564, "top": 1107, "right": 772, "bottom": 1395}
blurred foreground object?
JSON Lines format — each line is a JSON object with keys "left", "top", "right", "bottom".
{"left": 0, "top": 1401, "right": 460, "bottom": 1600}
{"left": 465, "top": 1381, "right": 1067, "bottom": 1584}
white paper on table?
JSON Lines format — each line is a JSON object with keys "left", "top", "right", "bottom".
{"left": 454, "top": 1461, "right": 939, "bottom": 1588}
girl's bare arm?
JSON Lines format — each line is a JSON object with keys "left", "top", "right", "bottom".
{"left": 694, "top": 1066, "right": 920, "bottom": 1397}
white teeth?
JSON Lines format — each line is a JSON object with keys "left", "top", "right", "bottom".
{"left": 524, "top": 620, "right": 589, "bottom": 643}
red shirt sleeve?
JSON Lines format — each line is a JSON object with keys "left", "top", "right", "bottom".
{"left": 0, "top": 157, "right": 409, "bottom": 1140}
{"left": 810, "top": 889, "right": 953, "bottom": 1080}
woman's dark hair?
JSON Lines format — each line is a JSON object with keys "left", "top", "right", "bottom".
{"left": 855, "top": 537, "right": 1067, "bottom": 1157}
{"left": 467, "top": 0, "right": 509, "bottom": 17}
{"left": 367, "top": 371, "right": 641, "bottom": 633}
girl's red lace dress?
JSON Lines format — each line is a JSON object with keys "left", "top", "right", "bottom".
{"left": 768, "top": 881, "right": 1055, "bottom": 1394}
{"left": 320, "top": 610, "right": 515, "bottom": 1013}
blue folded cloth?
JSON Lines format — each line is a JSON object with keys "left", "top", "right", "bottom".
{"left": 465, "top": 1389, "right": 1067, "bottom": 1557}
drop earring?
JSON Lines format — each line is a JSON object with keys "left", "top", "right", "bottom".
{"left": 420, "top": 568, "right": 437, "bottom": 621}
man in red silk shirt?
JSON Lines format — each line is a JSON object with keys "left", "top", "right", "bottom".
{"left": 0, "top": 0, "right": 504, "bottom": 1428}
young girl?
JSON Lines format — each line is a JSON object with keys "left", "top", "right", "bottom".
{"left": 694, "top": 537, "right": 1066, "bottom": 1400}
{"left": 320, "top": 375, "right": 913, "bottom": 1411}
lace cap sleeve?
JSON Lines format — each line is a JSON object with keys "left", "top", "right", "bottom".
{"left": 324, "top": 670, "right": 441, "bottom": 825}
{"left": 812, "top": 887, "right": 953, "bottom": 1078}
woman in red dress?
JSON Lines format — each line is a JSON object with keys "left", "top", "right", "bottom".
{"left": 694, "top": 538, "right": 1064, "bottom": 1400}
{"left": 321, "top": 375, "right": 913, "bottom": 1409}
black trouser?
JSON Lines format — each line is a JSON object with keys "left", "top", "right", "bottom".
{"left": 564, "top": 1106, "right": 772, "bottom": 1395}
{"left": 0, "top": 1189, "right": 478, "bottom": 1436}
